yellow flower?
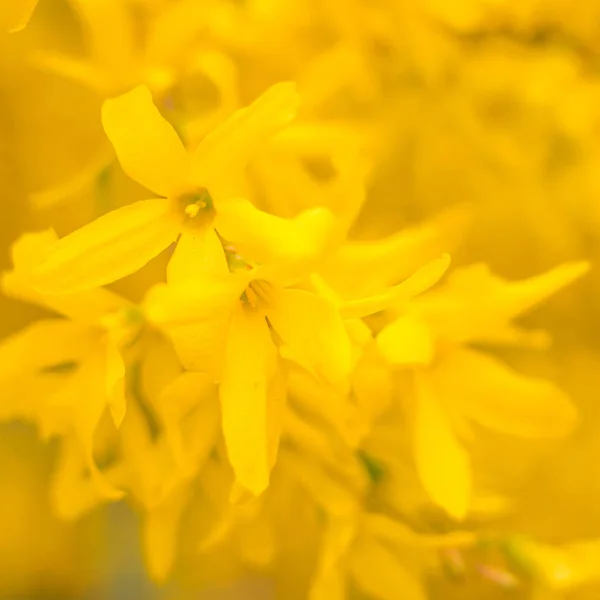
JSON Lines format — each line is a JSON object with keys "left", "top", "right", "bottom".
{"left": 0, "top": 0, "right": 38, "bottom": 33}
{"left": 28, "top": 82, "right": 333, "bottom": 295}
{"left": 376, "top": 261, "right": 589, "bottom": 520}
{"left": 0, "top": 230, "right": 136, "bottom": 501}
{"left": 145, "top": 228, "right": 351, "bottom": 495}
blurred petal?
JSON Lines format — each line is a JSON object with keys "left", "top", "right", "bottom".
{"left": 377, "top": 316, "right": 435, "bottom": 366}
{"left": 69, "top": 0, "right": 136, "bottom": 82}
{"left": 30, "top": 199, "right": 179, "bottom": 294}
{"left": 102, "top": 86, "right": 189, "bottom": 196}
{"left": 433, "top": 349, "right": 578, "bottom": 438}
{"left": 414, "top": 373, "right": 471, "bottom": 520}
{"left": 420, "top": 261, "right": 590, "bottom": 344}
{"left": 283, "top": 449, "right": 358, "bottom": 517}
{"left": 153, "top": 372, "right": 219, "bottom": 473}
{"left": 143, "top": 488, "right": 190, "bottom": 583}
{"left": 192, "top": 82, "right": 300, "bottom": 196}
{"left": 220, "top": 306, "right": 276, "bottom": 495}
{"left": 269, "top": 288, "right": 351, "bottom": 385}
{"left": 1, "top": 0, "right": 38, "bottom": 32}
{"left": 340, "top": 254, "right": 451, "bottom": 319}
{"left": 3, "top": 231, "right": 129, "bottom": 325}
{"left": 105, "top": 342, "right": 126, "bottom": 428}
{"left": 321, "top": 205, "right": 469, "bottom": 297}
{"left": 349, "top": 537, "right": 427, "bottom": 600}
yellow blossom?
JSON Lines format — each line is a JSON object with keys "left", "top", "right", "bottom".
{"left": 27, "top": 82, "right": 333, "bottom": 295}
{"left": 376, "top": 261, "right": 589, "bottom": 519}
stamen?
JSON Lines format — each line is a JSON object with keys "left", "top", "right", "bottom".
{"left": 184, "top": 203, "right": 201, "bottom": 218}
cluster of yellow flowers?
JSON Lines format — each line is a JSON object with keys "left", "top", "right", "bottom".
{"left": 4, "top": 1, "right": 600, "bottom": 599}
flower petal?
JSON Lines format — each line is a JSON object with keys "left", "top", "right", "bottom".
{"left": 215, "top": 198, "right": 336, "bottom": 280}
{"left": 377, "top": 316, "right": 435, "bottom": 366}
{"left": 30, "top": 199, "right": 179, "bottom": 294}
{"left": 349, "top": 537, "right": 427, "bottom": 600}
{"left": 192, "top": 82, "right": 300, "bottom": 197}
{"left": 167, "top": 229, "right": 229, "bottom": 285}
{"left": 414, "top": 373, "right": 471, "bottom": 520}
{"left": 339, "top": 254, "right": 451, "bottom": 319}
{"left": 1, "top": 0, "right": 38, "bottom": 32}
{"left": 69, "top": 0, "right": 136, "bottom": 84}
{"left": 0, "top": 319, "right": 98, "bottom": 423}
{"left": 144, "top": 276, "right": 245, "bottom": 375}
{"left": 153, "top": 371, "right": 219, "bottom": 474}
{"left": 3, "top": 230, "right": 130, "bottom": 324}
{"left": 102, "top": 86, "right": 189, "bottom": 197}
{"left": 142, "top": 488, "right": 190, "bottom": 583}
{"left": 269, "top": 288, "right": 351, "bottom": 385}
{"left": 433, "top": 349, "right": 578, "bottom": 438}
{"left": 419, "top": 261, "right": 590, "bottom": 344}
{"left": 220, "top": 306, "right": 276, "bottom": 495}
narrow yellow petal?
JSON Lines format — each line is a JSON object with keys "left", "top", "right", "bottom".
{"left": 321, "top": 204, "right": 469, "bottom": 297}
{"left": 339, "top": 254, "right": 451, "bottom": 319}
{"left": 267, "top": 368, "right": 287, "bottom": 469}
{"left": 269, "top": 289, "right": 351, "bottom": 385}
{"left": 3, "top": 230, "right": 129, "bottom": 324}
{"left": 420, "top": 261, "right": 591, "bottom": 344}
{"left": 30, "top": 199, "right": 179, "bottom": 294}
{"left": 282, "top": 449, "right": 359, "bottom": 518}
{"left": 102, "top": 86, "right": 190, "bottom": 197}
{"left": 49, "top": 348, "right": 125, "bottom": 501}
{"left": 310, "top": 518, "right": 355, "bottom": 600}
{"left": 153, "top": 372, "right": 219, "bottom": 474}
{"left": 349, "top": 537, "right": 427, "bottom": 600}
{"left": 51, "top": 435, "right": 121, "bottom": 521}
{"left": 167, "top": 229, "right": 229, "bottom": 285}
{"left": 377, "top": 316, "right": 435, "bottom": 366}
{"left": 433, "top": 349, "right": 578, "bottom": 438}
{"left": 1, "top": 0, "right": 38, "bottom": 32}
{"left": 192, "top": 82, "right": 300, "bottom": 196}
{"left": 414, "top": 373, "right": 471, "bottom": 520}
{"left": 105, "top": 342, "right": 126, "bottom": 428}
{"left": 220, "top": 306, "right": 276, "bottom": 495}
{"left": 142, "top": 488, "right": 190, "bottom": 583}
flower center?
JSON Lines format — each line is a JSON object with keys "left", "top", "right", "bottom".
{"left": 176, "top": 187, "right": 215, "bottom": 229}
{"left": 241, "top": 279, "right": 273, "bottom": 311}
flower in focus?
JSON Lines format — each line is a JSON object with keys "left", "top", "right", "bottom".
{"left": 26, "top": 82, "right": 333, "bottom": 295}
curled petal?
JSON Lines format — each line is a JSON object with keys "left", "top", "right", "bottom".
{"left": 340, "top": 254, "right": 451, "bottom": 319}
{"left": 215, "top": 198, "right": 336, "bottom": 281}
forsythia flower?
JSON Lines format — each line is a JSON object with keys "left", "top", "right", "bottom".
{"left": 3, "top": 1, "right": 600, "bottom": 598}
{"left": 376, "top": 261, "right": 589, "bottom": 519}
{"left": 27, "top": 82, "right": 332, "bottom": 294}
